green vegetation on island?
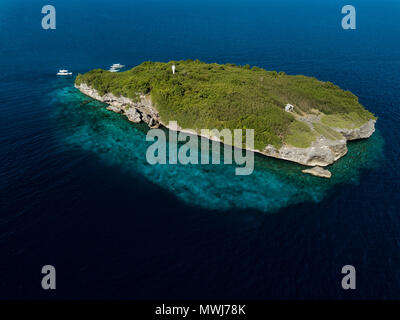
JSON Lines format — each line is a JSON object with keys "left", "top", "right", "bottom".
{"left": 75, "top": 60, "right": 376, "bottom": 150}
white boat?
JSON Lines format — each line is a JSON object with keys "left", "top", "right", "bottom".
{"left": 57, "top": 69, "right": 72, "bottom": 76}
{"left": 111, "top": 63, "right": 125, "bottom": 69}
{"left": 108, "top": 68, "right": 119, "bottom": 73}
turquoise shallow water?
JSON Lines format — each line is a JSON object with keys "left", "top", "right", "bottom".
{"left": 50, "top": 83, "right": 385, "bottom": 212}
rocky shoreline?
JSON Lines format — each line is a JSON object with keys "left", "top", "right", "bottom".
{"left": 75, "top": 83, "right": 376, "bottom": 171}
{"left": 76, "top": 83, "right": 161, "bottom": 128}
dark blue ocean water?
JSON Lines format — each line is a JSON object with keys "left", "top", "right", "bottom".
{"left": 1, "top": 0, "right": 400, "bottom": 299}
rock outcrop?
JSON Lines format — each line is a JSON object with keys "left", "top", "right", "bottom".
{"left": 75, "top": 83, "right": 160, "bottom": 128}
{"left": 263, "top": 136, "right": 347, "bottom": 167}
{"left": 302, "top": 166, "right": 332, "bottom": 178}
{"left": 334, "top": 119, "right": 376, "bottom": 140}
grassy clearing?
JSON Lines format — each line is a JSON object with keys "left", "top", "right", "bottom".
{"left": 76, "top": 60, "right": 375, "bottom": 149}
{"left": 321, "top": 112, "right": 375, "bottom": 129}
{"left": 313, "top": 122, "right": 344, "bottom": 140}
{"left": 285, "top": 121, "right": 318, "bottom": 148}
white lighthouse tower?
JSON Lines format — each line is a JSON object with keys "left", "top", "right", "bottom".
{"left": 172, "top": 64, "right": 176, "bottom": 74}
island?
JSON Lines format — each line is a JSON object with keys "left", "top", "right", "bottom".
{"left": 75, "top": 60, "right": 376, "bottom": 176}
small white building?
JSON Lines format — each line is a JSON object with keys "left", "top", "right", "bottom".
{"left": 285, "top": 104, "right": 294, "bottom": 112}
{"left": 172, "top": 64, "right": 176, "bottom": 74}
